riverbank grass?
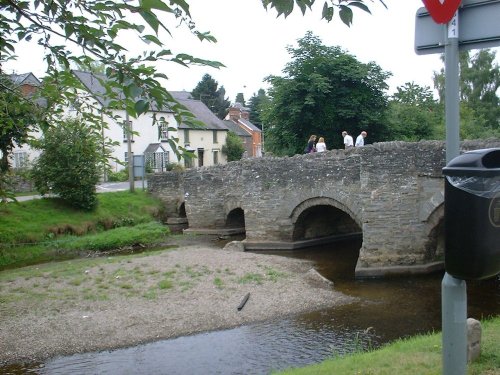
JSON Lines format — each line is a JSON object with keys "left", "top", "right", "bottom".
{"left": 0, "top": 191, "right": 169, "bottom": 270}
{"left": 276, "top": 316, "right": 499, "bottom": 375}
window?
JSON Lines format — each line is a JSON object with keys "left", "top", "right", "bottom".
{"left": 184, "top": 129, "right": 190, "bottom": 143}
{"left": 124, "top": 152, "right": 128, "bottom": 163}
{"left": 123, "top": 121, "right": 133, "bottom": 142}
{"left": 145, "top": 151, "right": 169, "bottom": 172}
{"left": 213, "top": 150, "right": 219, "bottom": 165}
{"left": 159, "top": 122, "right": 169, "bottom": 141}
{"left": 213, "top": 130, "right": 218, "bottom": 144}
{"left": 13, "top": 152, "right": 28, "bottom": 169}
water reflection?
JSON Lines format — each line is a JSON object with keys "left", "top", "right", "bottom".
{"left": 4, "top": 239, "right": 499, "bottom": 375}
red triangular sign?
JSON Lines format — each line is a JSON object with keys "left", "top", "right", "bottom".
{"left": 422, "top": 0, "right": 461, "bottom": 24}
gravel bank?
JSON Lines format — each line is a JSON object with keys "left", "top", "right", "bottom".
{"left": 0, "top": 235, "right": 356, "bottom": 365}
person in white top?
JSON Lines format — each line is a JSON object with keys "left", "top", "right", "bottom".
{"left": 316, "top": 137, "right": 327, "bottom": 152}
{"left": 355, "top": 131, "right": 367, "bottom": 147}
{"left": 342, "top": 131, "right": 353, "bottom": 149}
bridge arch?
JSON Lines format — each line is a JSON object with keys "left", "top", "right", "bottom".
{"left": 224, "top": 197, "right": 246, "bottom": 232}
{"left": 423, "top": 203, "right": 445, "bottom": 262}
{"left": 290, "top": 197, "right": 362, "bottom": 241}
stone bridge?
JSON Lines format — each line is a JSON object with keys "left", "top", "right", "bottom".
{"left": 148, "top": 139, "right": 500, "bottom": 277}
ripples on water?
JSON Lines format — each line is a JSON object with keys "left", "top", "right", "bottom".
{"left": 4, "top": 238, "right": 499, "bottom": 375}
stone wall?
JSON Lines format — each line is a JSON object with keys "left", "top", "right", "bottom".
{"left": 149, "top": 139, "right": 500, "bottom": 273}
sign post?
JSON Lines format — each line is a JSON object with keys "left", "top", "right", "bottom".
{"left": 416, "top": 1, "right": 500, "bottom": 374}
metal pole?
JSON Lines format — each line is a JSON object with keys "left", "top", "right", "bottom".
{"left": 444, "top": 11, "right": 460, "bottom": 163}
{"left": 442, "top": 10, "right": 467, "bottom": 375}
{"left": 126, "top": 113, "right": 135, "bottom": 193}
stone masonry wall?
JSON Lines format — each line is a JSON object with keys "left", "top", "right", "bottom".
{"left": 148, "top": 139, "right": 500, "bottom": 270}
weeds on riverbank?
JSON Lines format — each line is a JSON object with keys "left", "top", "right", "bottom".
{"left": 0, "top": 191, "right": 168, "bottom": 270}
{"left": 276, "top": 316, "right": 500, "bottom": 375}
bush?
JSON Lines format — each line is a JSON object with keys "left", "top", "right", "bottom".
{"left": 32, "top": 119, "right": 101, "bottom": 210}
{"left": 108, "top": 169, "right": 128, "bottom": 182}
{"left": 222, "top": 131, "right": 245, "bottom": 161}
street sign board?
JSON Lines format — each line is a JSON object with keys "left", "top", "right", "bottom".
{"left": 422, "top": 0, "right": 462, "bottom": 24}
{"left": 415, "top": 0, "right": 500, "bottom": 55}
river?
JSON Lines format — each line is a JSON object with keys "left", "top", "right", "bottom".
{"left": 4, "top": 238, "right": 499, "bottom": 374}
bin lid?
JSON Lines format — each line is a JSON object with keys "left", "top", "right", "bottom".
{"left": 442, "top": 148, "right": 500, "bottom": 177}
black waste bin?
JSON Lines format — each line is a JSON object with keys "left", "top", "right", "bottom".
{"left": 442, "top": 148, "right": 500, "bottom": 280}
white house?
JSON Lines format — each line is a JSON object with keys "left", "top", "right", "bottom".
{"left": 73, "top": 71, "right": 229, "bottom": 173}
{"left": 6, "top": 71, "right": 230, "bottom": 178}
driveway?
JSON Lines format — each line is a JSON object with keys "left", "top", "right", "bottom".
{"left": 13, "top": 180, "right": 147, "bottom": 202}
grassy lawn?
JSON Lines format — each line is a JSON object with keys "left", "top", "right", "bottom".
{"left": 0, "top": 191, "right": 170, "bottom": 270}
{"left": 275, "top": 317, "right": 500, "bottom": 375}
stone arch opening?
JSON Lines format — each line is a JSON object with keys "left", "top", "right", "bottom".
{"left": 178, "top": 202, "right": 186, "bottom": 218}
{"left": 291, "top": 197, "right": 361, "bottom": 241}
{"left": 423, "top": 204, "right": 444, "bottom": 261}
{"left": 225, "top": 207, "right": 245, "bottom": 229}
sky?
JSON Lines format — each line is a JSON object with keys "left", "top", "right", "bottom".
{"left": 4, "top": 0, "right": 499, "bottom": 103}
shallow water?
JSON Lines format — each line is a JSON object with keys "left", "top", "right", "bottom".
{"left": 4, "top": 239, "right": 499, "bottom": 375}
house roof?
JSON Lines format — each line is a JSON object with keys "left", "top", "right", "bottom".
{"left": 170, "top": 91, "right": 229, "bottom": 131}
{"left": 9, "top": 73, "right": 41, "bottom": 87}
{"left": 238, "top": 118, "right": 261, "bottom": 133}
{"left": 144, "top": 143, "right": 167, "bottom": 154}
{"left": 223, "top": 120, "right": 251, "bottom": 137}
{"left": 72, "top": 70, "right": 173, "bottom": 113}
{"left": 72, "top": 73, "right": 228, "bottom": 131}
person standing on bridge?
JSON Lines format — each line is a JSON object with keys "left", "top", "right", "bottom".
{"left": 355, "top": 131, "right": 367, "bottom": 147}
{"left": 305, "top": 135, "right": 317, "bottom": 153}
{"left": 342, "top": 131, "right": 353, "bottom": 149}
{"left": 316, "top": 137, "right": 327, "bottom": 152}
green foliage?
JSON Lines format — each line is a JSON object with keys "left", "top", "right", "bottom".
{"left": 222, "top": 131, "right": 246, "bottom": 161}
{"left": 248, "top": 89, "right": 270, "bottom": 129}
{"left": 0, "top": 190, "right": 165, "bottom": 269}
{"left": 0, "top": 74, "right": 42, "bottom": 173}
{"left": 235, "top": 93, "right": 246, "bottom": 106}
{"left": 275, "top": 316, "right": 500, "bottom": 375}
{"left": 433, "top": 49, "right": 499, "bottom": 132}
{"left": 31, "top": 119, "right": 101, "bottom": 210}
{"left": 108, "top": 169, "right": 129, "bottom": 182}
{"left": 262, "top": 32, "right": 390, "bottom": 155}
{"left": 1, "top": 0, "right": 223, "bottom": 162}
{"left": 262, "top": 0, "right": 386, "bottom": 27}
{"left": 59, "top": 221, "right": 169, "bottom": 252}
{"left": 386, "top": 82, "right": 441, "bottom": 141}
{"left": 191, "top": 74, "right": 231, "bottom": 119}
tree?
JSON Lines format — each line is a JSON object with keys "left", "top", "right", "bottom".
{"left": 1, "top": 1, "right": 223, "bottom": 150}
{"left": 235, "top": 93, "right": 245, "bottom": 106}
{"left": 263, "top": 0, "right": 387, "bottom": 26}
{"left": 433, "top": 49, "right": 500, "bottom": 131}
{"left": 386, "top": 82, "right": 440, "bottom": 141}
{"left": 247, "top": 89, "right": 270, "bottom": 130}
{"left": 191, "top": 74, "right": 231, "bottom": 119}
{"left": 221, "top": 131, "right": 245, "bottom": 161}
{"left": 262, "top": 32, "right": 390, "bottom": 155}
{"left": 0, "top": 74, "right": 42, "bottom": 173}
{"left": 1, "top": 0, "right": 384, "bottom": 123}
{"left": 1, "top": 0, "right": 382, "bottom": 157}
{"left": 31, "top": 119, "right": 103, "bottom": 210}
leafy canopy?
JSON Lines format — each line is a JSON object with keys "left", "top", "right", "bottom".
{"left": 31, "top": 118, "right": 103, "bottom": 210}
{"left": 262, "top": 32, "right": 390, "bottom": 155}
